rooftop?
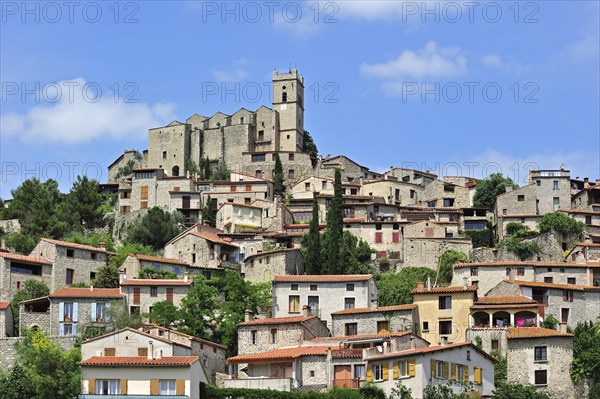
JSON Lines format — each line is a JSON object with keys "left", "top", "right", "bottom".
{"left": 120, "top": 279, "right": 192, "bottom": 286}
{"left": 228, "top": 346, "right": 329, "bottom": 364}
{"left": 412, "top": 285, "right": 477, "bottom": 294}
{"left": 240, "top": 315, "right": 316, "bottom": 326}
{"left": 133, "top": 254, "right": 188, "bottom": 265}
{"left": 49, "top": 287, "right": 124, "bottom": 299}
{"left": 0, "top": 302, "right": 10, "bottom": 310}
{"left": 273, "top": 274, "right": 373, "bottom": 283}
{"left": 40, "top": 238, "right": 109, "bottom": 253}
{"left": 81, "top": 356, "right": 199, "bottom": 366}
{"left": 0, "top": 252, "right": 52, "bottom": 265}
{"left": 331, "top": 304, "right": 417, "bottom": 316}
{"left": 507, "top": 327, "right": 573, "bottom": 339}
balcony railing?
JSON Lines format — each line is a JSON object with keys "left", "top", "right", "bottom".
{"left": 333, "top": 378, "right": 360, "bottom": 389}
{"left": 224, "top": 377, "right": 292, "bottom": 391}
{"left": 79, "top": 396, "right": 188, "bottom": 399}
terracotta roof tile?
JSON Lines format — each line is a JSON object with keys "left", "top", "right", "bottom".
{"left": 513, "top": 280, "right": 600, "bottom": 291}
{"left": 134, "top": 254, "right": 188, "bottom": 265}
{"left": 82, "top": 327, "right": 189, "bottom": 348}
{"left": 273, "top": 274, "right": 373, "bottom": 282}
{"left": 412, "top": 285, "right": 477, "bottom": 294}
{"left": 0, "top": 302, "right": 11, "bottom": 310}
{"left": 475, "top": 296, "right": 538, "bottom": 305}
{"left": 81, "top": 356, "right": 198, "bottom": 366}
{"left": 228, "top": 346, "right": 329, "bottom": 363}
{"left": 331, "top": 348, "right": 363, "bottom": 358}
{"left": 0, "top": 252, "right": 52, "bottom": 265}
{"left": 367, "top": 342, "right": 475, "bottom": 361}
{"left": 244, "top": 248, "right": 300, "bottom": 262}
{"left": 455, "top": 261, "right": 591, "bottom": 269}
{"left": 331, "top": 304, "right": 417, "bottom": 316}
{"left": 121, "top": 279, "right": 192, "bottom": 286}
{"left": 191, "top": 231, "right": 239, "bottom": 247}
{"left": 507, "top": 327, "right": 573, "bottom": 339}
{"left": 41, "top": 238, "right": 109, "bottom": 253}
{"left": 50, "top": 287, "right": 124, "bottom": 299}
{"left": 240, "top": 315, "right": 316, "bottom": 326}
{"left": 311, "top": 332, "right": 414, "bottom": 342}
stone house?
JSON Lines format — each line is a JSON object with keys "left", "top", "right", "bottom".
{"left": 139, "top": 325, "right": 228, "bottom": 384}
{"left": 290, "top": 176, "right": 361, "bottom": 200}
{"left": 216, "top": 202, "right": 263, "bottom": 233}
{"left": 19, "top": 296, "right": 51, "bottom": 333}
{"left": 317, "top": 155, "right": 381, "bottom": 182}
{"left": 360, "top": 178, "right": 423, "bottom": 207}
{"left": 571, "top": 185, "right": 600, "bottom": 212}
{"left": 412, "top": 282, "right": 478, "bottom": 345}
{"left": 237, "top": 312, "right": 330, "bottom": 356}
{"left": 506, "top": 327, "right": 575, "bottom": 399}
{"left": 119, "top": 253, "right": 194, "bottom": 280}
{"left": 469, "top": 295, "right": 539, "bottom": 330}
{"left": 198, "top": 176, "right": 273, "bottom": 213}
{"left": 0, "top": 301, "right": 14, "bottom": 337}
{"left": 251, "top": 197, "right": 294, "bottom": 232}
{"left": 119, "top": 278, "right": 192, "bottom": 317}
{"left": 566, "top": 242, "right": 600, "bottom": 266}
{"left": 242, "top": 248, "right": 304, "bottom": 283}
{"left": 29, "top": 238, "right": 110, "bottom": 292}
{"left": 48, "top": 287, "right": 125, "bottom": 337}
{"left": 0, "top": 252, "right": 52, "bottom": 301}
{"left": 561, "top": 209, "right": 600, "bottom": 238}
{"left": 384, "top": 168, "right": 437, "bottom": 187}
{"left": 330, "top": 304, "right": 417, "bottom": 337}
{"left": 421, "top": 179, "right": 471, "bottom": 209}
{"left": 364, "top": 342, "right": 495, "bottom": 399}
{"left": 271, "top": 275, "right": 378, "bottom": 328}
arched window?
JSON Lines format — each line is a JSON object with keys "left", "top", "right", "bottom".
{"left": 172, "top": 166, "right": 180, "bottom": 177}
{"left": 282, "top": 92, "right": 287, "bottom": 102}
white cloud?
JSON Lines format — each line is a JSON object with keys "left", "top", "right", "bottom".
{"left": 481, "top": 54, "right": 502, "bottom": 68}
{"left": 318, "top": 0, "right": 439, "bottom": 22}
{"left": 212, "top": 68, "right": 250, "bottom": 83}
{"left": 0, "top": 78, "right": 176, "bottom": 144}
{"left": 272, "top": 9, "right": 322, "bottom": 37}
{"left": 360, "top": 41, "right": 468, "bottom": 81}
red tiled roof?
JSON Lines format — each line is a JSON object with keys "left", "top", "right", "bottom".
{"left": 455, "top": 261, "right": 591, "bottom": 269}
{"left": 41, "top": 238, "right": 109, "bottom": 253}
{"left": 507, "top": 327, "right": 573, "bottom": 339}
{"left": 412, "top": 285, "right": 477, "bottom": 294}
{"left": 121, "top": 279, "right": 192, "bottom": 286}
{"left": 0, "top": 252, "right": 52, "bottom": 265}
{"left": 0, "top": 302, "right": 11, "bottom": 310}
{"left": 82, "top": 327, "right": 189, "bottom": 348}
{"left": 311, "top": 332, "right": 415, "bottom": 342}
{"left": 367, "top": 342, "right": 476, "bottom": 361}
{"left": 513, "top": 280, "right": 600, "bottom": 291}
{"left": 498, "top": 214, "right": 542, "bottom": 218}
{"left": 81, "top": 356, "right": 198, "bottom": 366}
{"left": 140, "top": 325, "right": 227, "bottom": 350}
{"left": 244, "top": 248, "right": 301, "bottom": 262}
{"left": 573, "top": 242, "right": 600, "bottom": 247}
{"left": 49, "top": 287, "right": 124, "bottom": 299}
{"left": 332, "top": 348, "right": 363, "bottom": 359}
{"left": 331, "top": 304, "right": 417, "bottom": 316}
{"left": 273, "top": 274, "right": 373, "bottom": 282}
{"left": 191, "top": 231, "right": 239, "bottom": 247}
{"left": 228, "top": 346, "right": 329, "bottom": 363}
{"left": 134, "top": 254, "right": 188, "bottom": 265}
{"left": 475, "top": 296, "right": 538, "bottom": 305}
{"left": 240, "top": 315, "right": 316, "bottom": 326}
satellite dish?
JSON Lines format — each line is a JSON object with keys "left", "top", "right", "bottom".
{"left": 376, "top": 345, "right": 383, "bottom": 353}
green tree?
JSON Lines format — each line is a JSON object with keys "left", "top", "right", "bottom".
{"left": 325, "top": 168, "right": 344, "bottom": 274}
{"left": 303, "top": 131, "right": 318, "bottom": 158}
{"left": 538, "top": 212, "right": 585, "bottom": 237}
{"left": 359, "top": 383, "right": 386, "bottom": 399}
{"left": 5, "top": 233, "right": 38, "bottom": 254}
{"left": 62, "top": 232, "right": 115, "bottom": 252}
{"left": 505, "top": 222, "right": 527, "bottom": 236}
{"left": 377, "top": 268, "right": 437, "bottom": 306}
{"left": 491, "top": 350, "right": 507, "bottom": 386}
{"left": 541, "top": 314, "right": 559, "bottom": 330}
{"left": 202, "top": 195, "right": 217, "bottom": 227}
{"left": 11, "top": 280, "right": 50, "bottom": 335}
{"left": 128, "top": 207, "right": 183, "bottom": 250}
{"left": 178, "top": 275, "right": 220, "bottom": 340}
{"left": 61, "top": 176, "right": 107, "bottom": 231}
{"left": 93, "top": 264, "right": 120, "bottom": 288}
{"left": 273, "top": 153, "right": 286, "bottom": 196}
{"left": 146, "top": 301, "right": 180, "bottom": 328}
{"left": 0, "top": 364, "right": 36, "bottom": 399}
{"left": 138, "top": 267, "right": 178, "bottom": 279}
{"left": 436, "top": 249, "right": 468, "bottom": 286}
{"left": 389, "top": 380, "right": 414, "bottom": 399}
{"left": 337, "top": 230, "right": 374, "bottom": 275}
{"left": 492, "top": 382, "right": 551, "bottom": 399}
{"left": 104, "top": 303, "right": 143, "bottom": 330}
{"left": 302, "top": 192, "right": 322, "bottom": 274}
{"left": 571, "top": 320, "right": 600, "bottom": 383}
{"left": 473, "top": 174, "right": 517, "bottom": 210}
{"left": 212, "top": 160, "right": 230, "bottom": 180}
{"left": 15, "top": 329, "right": 81, "bottom": 399}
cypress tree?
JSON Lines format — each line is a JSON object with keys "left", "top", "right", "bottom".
{"left": 305, "top": 192, "right": 322, "bottom": 274}
{"left": 326, "top": 168, "right": 344, "bottom": 274}
{"left": 202, "top": 195, "right": 216, "bottom": 227}
{"left": 273, "top": 153, "right": 285, "bottom": 197}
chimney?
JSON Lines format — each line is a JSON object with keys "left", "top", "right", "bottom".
{"left": 244, "top": 310, "right": 254, "bottom": 322}
{"left": 370, "top": 299, "right": 378, "bottom": 310}
{"left": 302, "top": 305, "right": 310, "bottom": 318}
{"left": 584, "top": 178, "right": 590, "bottom": 188}
{"left": 559, "top": 323, "right": 568, "bottom": 333}
{"left": 148, "top": 340, "right": 154, "bottom": 359}
{"left": 505, "top": 186, "right": 513, "bottom": 193}
{"left": 183, "top": 271, "right": 189, "bottom": 282}
{"left": 410, "top": 336, "right": 416, "bottom": 350}
{"left": 508, "top": 268, "right": 515, "bottom": 282}
{"left": 119, "top": 270, "right": 126, "bottom": 284}
{"left": 426, "top": 277, "right": 431, "bottom": 291}
{"left": 441, "top": 336, "right": 448, "bottom": 346}
{"left": 463, "top": 277, "right": 469, "bottom": 289}
{"left": 89, "top": 285, "right": 94, "bottom": 292}
{"left": 99, "top": 242, "right": 106, "bottom": 251}
{"left": 416, "top": 281, "right": 425, "bottom": 291}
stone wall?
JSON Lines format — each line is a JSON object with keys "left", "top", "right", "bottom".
{"left": 331, "top": 309, "right": 415, "bottom": 337}
{"left": 299, "top": 355, "right": 329, "bottom": 386}
{"left": 0, "top": 336, "right": 77, "bottom": 371}
{"left": 242, "top": 249, "right": 304, "bottom": 283}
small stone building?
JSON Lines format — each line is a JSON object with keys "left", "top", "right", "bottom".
{"left": 242, "top": 248, "right": 304, "bottom": 283}
{"left": 330, "top": 304, "right": 417, "bottom": 337}
{"left": 0, "top": 301, "right": 14, "bottom": 337}
{"left": 119, "top": 278, "right": 192, "bottom": 318}
{"left": 0, "top": 252, "right": 52, "bottom": 301}
{"left": 119, "top": 254, "right": 191, "bottom": 280}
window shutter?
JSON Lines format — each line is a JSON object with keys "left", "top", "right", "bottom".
{"left": 91, "top": 302, "right": 97, "bottom": 321}
{"left": 176, "top": 379, "right": 185, "bottom": 395}
{"left": 474, "top": 367, "right": 482, "bottom": 385}
{"left": 366, "top": 365, "right": 373, "bottom": 382}
{"left": 73, "top": 302, "right": 79, "bottom": 323}
{"left": 430, "top": 359, "right": 436, "bottom": 378}
{"left": 120, "top": 379, "right": 127, "bottom": 395}
{"left": 408, "top": 358, "right": 416, "bottom": 377}
{"left": 393, "top": 362, "right": 399, "bottom": 379}
{"left": 150, "top": 379, "right": 159, "bottom": 395}
{"left": 464, "top": 365, "right": 469, "bottom": 382}
{"left": 59, "top": 302, "right": 64, "bottom": 321}
{"left": 451, "top": 363, "right": 457, "bottom": 381}
{"left": 72, "top": 323, "right": 78, "bottom": 335}
{"left": 88, "top": 379, "right": 96, "bottom": 394}
{"left": 382, "top": 363, "right": 389, "bottom": 381}
{"left": 443, "top": 361, "right": 449, "bottom": 379}
{"left": 563, "top": 290, "right": 567, "bottom": 301}
{"left": 59, "top": 323, "right": 64, "bottom": 336}
{"left": 105, "top": 302, "right": 111, "bottom": 321}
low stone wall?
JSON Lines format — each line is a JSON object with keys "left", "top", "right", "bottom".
{"left": 0, "top": 336, "right": 78, "bottom": 371}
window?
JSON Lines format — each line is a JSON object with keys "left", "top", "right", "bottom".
{"left": 255, "top": 170, "right": 262, "bottom": 178}
{"left": 375, "top": 232, "right": 382, "bottom": 243}
{"left": 502, "top": 208, "right": 507, "bottom": 215}
{"left": 561, "top": 308, "right": 569, "bottom": 323}
{"left": 553, "top": 197, "right": 560, "bottom": 211}
{"left": 398, "top": 360, "right": 409, "bottom": 377}
{"left": 322, "top": 181, "right": 327, "bottom": 189}
{"left": 373, "top": 364, "right": 383, "bottom": 381}
{"left": 491, "top": 339, "right": 499, "bottom": 350}
{"left": 344, "top": 297, "right": 355, "bottom": 309}
{"left": 534, "top": 346, "right": 547, "bottom": 362}
{"left": 282, "top": 92, "right": 287, "bottom": 102}
{"left": 258, "top": 130, "right": 264, "bottom": 140}
{"left": 544, "top": 277, "right": 553, "bottom": 283}
{"left": 252, "top": 154, "right": 266, "bottom": 162}
{"left": 436, "top": 361, "right": 446, "bottom": 379}
{"left": 377, "top": 321, "right": 389, "bottom": 334}
{"left": 474, "top": 367, "right": 483, "bottom": 385}
{"left": 567, "top": 277, "right": 576, "bottom": 285}
{"left": 438, "top": 296, "right": 452, "bottom": 310}
{"left": 506, "top": 268, "right": 512, "bottom": 276}
{"left": 66, "top": 269, "right": 74, "bottom": 285}
{"left": 443, "top": 198, "right": 454, "bottom": 207}
{"left": 291, "top": 284, "right": 298, "bottom": 291}
{"left": 270, "top": 329, "right": 277, "bottom": 344}
{"left": 354, "top": 365, "right": 366, "bottom": 379}
{"left": 251, "top": 330, "right": 257, "bottom": 344}
{"left": 63, "top": 323, "right": 73, "bottom": 336}
{"left": 517, "top": 195, "right": 525, "bottom": 201}
{"left": 517, "top": 267, "right": 525, "bottom": 276}
{"left": 95, "top": 303, "right": 106, "bottom": 322}
{"left": 456, "top": 364, "right": 466, "bottom": 381}
{"left": 64, "top": 302, "right": 74, "bottom": 321}
{"left": 130, "top": 306, "right": 140, "bottom": 315}
{"left": 310, "top": 284, "right": 317, "bottom": 291}
{"left": 66, "top": 249, "right": 74, "bottom": 258}
{"left": 289, "top": 295, "right": 300, "bottom": 313}
{"left": 422, "top": 321, "right": 429, "bottom": 331}
{"left": 345, "top": 323, "right": 358, "bottom": 336}
{"left": 288, "top": 169, "right": 295, "bottom": 179}
{"left": 375, "top": 223, "right": 382, "bottom": 230}
{"left": 150, "top": 287, "right": 158, "bottom": 297}
{"left": 439, "top": 321, "right": 452, "bottom": 335}
{"left": 346, "top": 283, "right": 354, "bottom": 291}
{"left": 410, "top": 190, "right": 416, "bottom": 199}
{"left": 96, "top": 380, "right": 120, "bottom": 395}
{"left": 392, "top": 232, "right": 400, "bottom": 243}
{"left": 534, "top": 370, "right": 547, "bottom": 386}
{"left": 162, "top": 151, "right": 167, "bottom": 159}
{"left": 159, "top": 380, "right": 176, "bottom": 395}
{"left": 289, "top": 153, "right": 294, "bottom": 161}
{"left": 305, "top": 182, "right": 311, "bottom": 191}
{"left": 586, "top": 215, "right": 592, "bottom": 224}
{"left": 91, "top": 252, "right": 97, "bottom": 260}
{"left": 309, "top": 370, "right": 315, "bottom": 379}
{"left": 470, "top": 267, "right": 478, "bottom": 276}
{"left": 553, "top": 180, "right": 559, "bottom": 190}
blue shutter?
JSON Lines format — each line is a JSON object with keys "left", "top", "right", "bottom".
{"left": 105, "top": 302, "right": 111, "bottom": 322}
{"left": 91, "top": 302, "right": 97, "bottom": 322}
{"left": 59, "top": 323, "right": 64, "bottom": 336}
{"left": 174, "top": 266, "right": 181, "bottom": 276}
{"left": 73, "top": 302, "right": 79, "bottom": 323}
{"left": 58, "top": 302, "right": 64, "bottom": 321}
{"left": 72, "top": 323, "right": 78, "bottom": 335}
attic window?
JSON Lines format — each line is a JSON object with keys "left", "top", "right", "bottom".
{"left": 66, "top": 249, "right": 74, "bottom": 258}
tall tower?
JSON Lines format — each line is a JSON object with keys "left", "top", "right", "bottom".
{"left": 272, "top": 69, "right": 304, "bottom": 152}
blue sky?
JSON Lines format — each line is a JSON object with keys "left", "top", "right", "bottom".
{"left": 1, "top": 0, "right": 599, "bottom": 198}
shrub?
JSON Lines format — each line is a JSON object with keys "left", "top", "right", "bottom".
{"left": 538, "top": 212, "right": 585, "bottom": 237}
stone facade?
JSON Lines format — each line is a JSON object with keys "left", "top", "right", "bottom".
{"left": 120, "top": 279, "right": 191, "bottom": 317}
{"left": 330, "top": 305, "right": 417, "bottom": 337}
{"left": 0, "top": 336, "right": 77, "bottom": 370}
{"left": 0, "top": 253, "right": 53, "bottom": 301}
{"left": 0, "top": 304, "right": 13, "bottom": 337}
{"left": 242, "top": 248, "right": 304, "bottom": 283}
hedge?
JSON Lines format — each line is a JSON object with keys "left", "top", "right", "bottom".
{"left": 201, "top": 384, "right": 365, "bottom": 399}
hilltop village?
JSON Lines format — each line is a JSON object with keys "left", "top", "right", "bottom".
{"left": 0, "top": 70, "right": 599, "bottom": 399}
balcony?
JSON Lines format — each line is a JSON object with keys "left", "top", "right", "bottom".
{"left": 224, "top": 377, "right": 292, "bottom": 391}
{"left": 79, "top": 396, "right": 188, "bottom": 399}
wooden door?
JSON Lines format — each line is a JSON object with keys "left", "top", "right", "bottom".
{"left": 166, "top": 288, "right": 174, "bottom": 303}
{"left": 334, "top": 366, "right": 352, "bottom": 388}
{"left": 377, "top": 321, "right": 389, "bottom": 334}
{"left": 133, "top": 288, "right": 140, "bottom": 305}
